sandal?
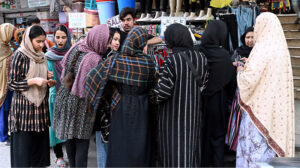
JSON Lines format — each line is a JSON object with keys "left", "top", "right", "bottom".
{"left": 56, "top": 158, "right": 67, "bottom": 167}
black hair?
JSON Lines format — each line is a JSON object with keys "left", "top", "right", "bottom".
{"left": 26, "top": 16, "right": 40, "bottom": 26}
{"left": 54, "top": 25, "right": 69, "bottom": 37}
{"left": 119, "top": 7, "right": 136, "bottom": 21}
{"left": 108, "top": 28, "right": 122, "bottom": 51}
{"left": 29, "top": 25, "right": 46, "bottom": 41}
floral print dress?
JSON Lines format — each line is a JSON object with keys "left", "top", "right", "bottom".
{"left": 236, "top": 110, "right": 276, "bottom": 168}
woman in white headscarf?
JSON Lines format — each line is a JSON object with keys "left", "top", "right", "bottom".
{"left": 0, "top": 23, "right": 15, "bottom": 145}
{"left": 236, "top": 12, "right": 295, "bottom": 167}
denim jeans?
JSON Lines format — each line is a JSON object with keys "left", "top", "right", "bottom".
{"left": 96, "top": 131, "right": 108, "bottom": 168}
{"left": 232, "top": 6, "right": 254, "bottom": 46}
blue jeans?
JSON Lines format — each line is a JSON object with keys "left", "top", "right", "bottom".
{"left": 0, "top": 90, "right": 13, "bottom": 142}
{"left": 232, "top": 6, "right": 254, "bottom": 46}
{"left": 96, "top": 131, "right": 108, "bottom": 168}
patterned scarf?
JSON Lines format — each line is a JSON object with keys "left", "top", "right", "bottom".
{"left": 85, "top": 27, "right": 155, "bottom": 142}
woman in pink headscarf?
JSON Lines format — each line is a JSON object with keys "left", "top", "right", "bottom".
{"left": 53, "top": 25, "right": 109, "bottom": 167}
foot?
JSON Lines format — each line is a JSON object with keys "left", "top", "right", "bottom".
{"left": 56, "top": 158, "right": 67, "bottom": 167}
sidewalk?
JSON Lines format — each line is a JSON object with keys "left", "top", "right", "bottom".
{"left": 1, "top": 100, "right": 300, "bottom": 167}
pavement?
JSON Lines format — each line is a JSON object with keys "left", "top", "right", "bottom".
{"left": 1, "top": 100, "right": 300, "bottom": 167}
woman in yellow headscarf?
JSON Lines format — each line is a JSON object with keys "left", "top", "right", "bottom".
{"left": 0, "top": 23, "right": 16, "bottom": 145}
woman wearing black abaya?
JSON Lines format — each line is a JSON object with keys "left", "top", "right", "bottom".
{"left": 200, "top": 20, "right": 235, "bottom": 167}
{"left": 154, "top": 23, "right": 208, "bottom": 167}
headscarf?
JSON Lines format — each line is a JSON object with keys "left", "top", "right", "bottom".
{"left": 45, "top": 25, "right": 72, "bottom": 92}
{"left": 121, "top": 27, "right": 149, "bottom": 56}
{"left": 237, "top": 12, "right": 294, "bottom": 157}
{"left": 200, "top": 20, "right": 235, "bottom": 96}
{"left": 0, "top": 23, "right": 15, "bottom": 107}
{"left": 18, "top": 26, "right": 48, "bottom": 107}
{"left": 164, "top": 23, "right": 193, "bottom": 50}
{"left": 85, "top": 27, "right": 155, "bottom": 142}
{"left": 61, "top": 25, "right": 109, "bottom": 98}
{"left": 236, "top": 27, "right": 254, "bottom": 58}
{"left": 14, "top": 28, "right": 26, "bottom": 45}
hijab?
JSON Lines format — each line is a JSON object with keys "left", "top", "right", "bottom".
{"left": 18, "top": 26, "right": 48, "bottom": 107}
{"left": 236, "top": 27, "right": 254, "bottom": 58}
{"left": 45, "top": 25, "right": 72, "bottom": 92}
{"left": 14, "top": 28, "right": 26, "bottom": 45}
{"left": 121, "top": 26, "right": 149, "bottom": 56}
{"left": 0, "top": 23, "right": 15, "bottom": 107}
{"left": 200, "top": 20, "right": 235, "bottom": 96}
{"left": 237, "top": 12, "right": 294, "bottom": 157}
{"left": 61, "top": 25, "right": 109, "bottom": 98}
{"left": 164, "top": 23, "right": 193, "bottom": 51}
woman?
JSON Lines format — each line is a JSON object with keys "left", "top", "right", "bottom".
{"left": 53, "top": 25, "right": 109, "bottom": 167}
{"left": 94, "top": 27, "right": 121, "bottom": 168}
{"left": 14, "top": 28, "right": 26, "bottom": 47}
{"left": 200, "top": 20, "right": 235, "bottom": 167}
{"left": 226, "top": 26, "right": 254, "bottom": 151}
{"left": 0, "top": 23, "right": 15, "bottom": 145}
{"left": 45, "top": 24, "right": 72, "bottom": 167}
{"left": 232, "top": 27, "right": 254, "bottom": 63}
{"left": 236, "top": 12, "right": 294, "bottom": 167}
{"left": 8, "top": 25, "right": 55, "bottom": 167}
{"left": 154, "top": 23, "right": 208, "bottom": 167}
{"left": 85, "top": 27, "right": 156, "bottom": 167}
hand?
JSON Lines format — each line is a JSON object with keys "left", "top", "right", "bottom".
{"left": 237, "top": 64, "right": 244, "bottom": 72}
{"left": 48, "top": 71, "right": 54, "bottom": 79}
{"left": 241, "top": 57, "right": 247, "bottom": 63}
{"left": 48, "top": 79, "right": 56, "bottom": 87}
{"left": 233, "top": 62, "right": 238, "bottom": 67}
{"left": 28, "top": 77, "right": 48, "bottom": 87}
{"left": 143, "top": 45, "right": 148, "bottom": 55}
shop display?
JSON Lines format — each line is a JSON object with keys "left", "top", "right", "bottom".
{"left": 138, "top": 0, "right": 153, "bottom": 21}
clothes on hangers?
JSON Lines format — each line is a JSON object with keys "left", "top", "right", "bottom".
{"left": 218, "top": 14, "right": 239, "bottom": 52}
{"left": 210, "top": 0, "right": 233, "bottom": 8}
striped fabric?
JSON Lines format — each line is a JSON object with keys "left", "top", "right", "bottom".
{"left": 154, "top": 49, "right": 208, "bottom": 167}
{"left": 8, "top": 51, "right": 50, "bottom": 132}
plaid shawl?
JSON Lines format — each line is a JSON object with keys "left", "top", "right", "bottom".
{"left": 85, "top": 27, "right": 155, "bottom": 142}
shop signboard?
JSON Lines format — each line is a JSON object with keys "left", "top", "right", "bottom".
{"left": 106, "top": 15, "right": 123, "bottom": 30}
{"left": 28, "top": 0, "right": 49, "bottom": 8}
{"left": 69, "top": 12, "right": 86, "bottom": 29}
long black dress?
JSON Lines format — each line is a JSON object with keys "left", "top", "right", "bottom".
{"left": 106, "top": 84, "right": 152, "bottom": 167}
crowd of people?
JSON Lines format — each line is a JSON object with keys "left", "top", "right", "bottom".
{"left": 0, "top": 7, "right": 295, "bottom": 168}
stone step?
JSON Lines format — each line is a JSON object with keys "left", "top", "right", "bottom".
{"left": 289, "top": 47, "right": 300, "bottom": 56}
{"left": 285, "top": 30, "right": 300, "bottom": 38}
{"left": 278, "top": 14, "right": 298, "bottom": 23}
{"left": 293, "top": 65, "right": 300, "bottom": 76}
{"left": 282, "top": 23, "right": 299, "bottom": 31}
{"left": 295, "top": 87, "right": 300, "bottom": 99}
{"left": 291, "top": 56, "right": 300, "bottom": 66}
{"left": 294, "top": 76, "right": 300, "bottom": 87}
{"left": 287, "top": 38, "right": 300, "bottom": 47}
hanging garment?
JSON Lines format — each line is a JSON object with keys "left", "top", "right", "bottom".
{"left": 210, "top": 0, "right": 232, "bottom": 8}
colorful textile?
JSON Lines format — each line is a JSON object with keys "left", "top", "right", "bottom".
{"left": 210, "top": 0, "right": 232, "bottom": 8}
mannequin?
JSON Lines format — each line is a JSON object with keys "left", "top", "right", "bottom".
{"left": 185, "top": 0, "right": 198, "bottom": 19}
{"left": 169, "top": 0, "right": 183, "bottom": 17}
{"left": 195, "top": 0, "right": 214, "bottom": 20}
{"left": 153, "top": 0, "right": 169, "bottom": 21}
{"left": 138, "top": 0, "right": 153, "bottom": 21}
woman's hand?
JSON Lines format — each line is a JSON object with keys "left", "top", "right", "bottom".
{"left": 48, "top": 71, "right": 54, "bottom": 79}
{"left": 237, "top": 64, "right": 244, "bottom": 72}
{"left": 48, "top": 79, "right": 56, "bottom": 87}
{"left": 28, "top": 77, "right": 48, "bottom": 87}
